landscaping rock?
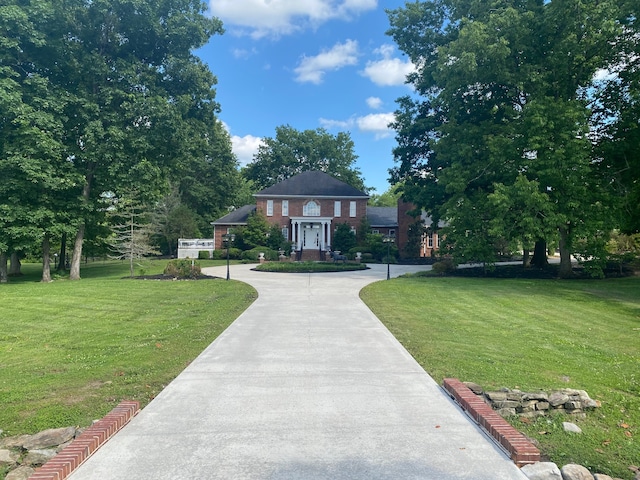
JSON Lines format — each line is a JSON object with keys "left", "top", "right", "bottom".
{"left": 21, "top": 426, "right": 76, "bottom": 450}
{"left": 497, "top": 407, "right": 517, "bottom": 417}
{"left": 5, "top": 466, "right": 35, "bottom": 480}
{"left": 463, "top": 381, "right": 483, "bottom": 394}
{"left": 523, "top": 392, "right": 549, "bottom": 401}
{"left": 477, "top": 385, "right": 599, "bottom": 418}
{"left": 0, "top": 435, "right": 30, "bottom": 449}
{"left": 0, "top": 449, "right": 20, "bottom": 467}
{"left": 486, "top": 391, "right": 508, "bottom": 402}
{"left": 560, "top": 463, "right": 594, "bottom": 480}
{"left": 592, "top": 474, "right": 614, "bottom": 480}
{"left": 24, "top": 448, "right": 57, "bottom": 466}
{"left": 549, "top": 392, "right": 570, "bottom": 407}
{"left": 563, "top": 422, "right": 582, "bottom": 433}
{"left": 521, "top": 461, "right": 563, "bottom": 479}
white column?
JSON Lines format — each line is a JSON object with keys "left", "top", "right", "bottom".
{"left": 326, "top": 221, "right": 331, "bottom": 250}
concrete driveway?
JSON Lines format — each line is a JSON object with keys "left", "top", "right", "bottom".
{"left": 68, "top": 263, "right": 527, "bottom": 479}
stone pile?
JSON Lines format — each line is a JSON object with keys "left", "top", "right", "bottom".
{"left": 464, "top": 382, "right": 600, "bottom": 418}
{"left": 521, "top": 461, "right": 639, "bottom": 480}
{"left": 0, "top": 426, "right": 80, "bottom": 480}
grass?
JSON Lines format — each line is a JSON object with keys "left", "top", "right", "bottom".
{"left": 361, "top": 275, "right": 640, "bottom": 479}
{"left": 0, "top": 260, "right": 256, "bottom": 438}
{"left": 254, "top": 261, "right": 368, "bottom": 273}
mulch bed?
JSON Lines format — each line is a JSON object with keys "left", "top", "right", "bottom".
{"left": 129, "top": 274, "right": 220, "bottom": 280}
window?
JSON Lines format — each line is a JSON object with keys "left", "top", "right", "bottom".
{"left": 371, "top": 229, "right": 380, "bottom": 234}
{"left": 282, "top": 200, "right": 289, "bottom": 216}
{"left": 303, "top": 200, "right": 320, "bottom": 216}
{"left": 334, "top": 201, "right": 341, "bottom": 217}
{"left": 427, "top": 234, "right": 434, "bottom": 248}
{"left": 349, "top": 201, "right": 356, "bottom": 217}
{"left": 266, "top": 200, "right": 273, "bottom": 216}
{"left": 282, "top": 226, "right": 289, "bottom": 240}
{"left": 389, "top": 229, "right": 396, "bottom": 238}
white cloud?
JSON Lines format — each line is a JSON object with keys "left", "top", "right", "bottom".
{"left": 209, "top": 0, "right": 377, "bottom": 39}
{"left": 294, "top": 39, "right": 359, "bottom": 84}
{"left": 362, "top": 44, "right": 415, "bottom": 87}
{"left": 319, "top": 117, "right": 354, "bottom": 129}
{"left": 366, "top": 96, "right": 383, "bottom": 109}
{"left": 357, "top": 112, "right": 395, "bottom": 139}
{"left": 232, "top": 47, "right": 257, "bottom": 59}
{"left": 320, "top": 112, "right": 395, "bottom": 139}
{"left": 231, "top": 134, "right": 263, "bottom": 166}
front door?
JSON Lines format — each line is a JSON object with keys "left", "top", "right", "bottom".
{"left": 303, "top": 224, "right": 320, "bottom": 249}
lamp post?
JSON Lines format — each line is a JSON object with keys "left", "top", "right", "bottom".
{"left": 223, "top": 233, "right": 235, "bottom": 280}
{"left": 383, "top": 234, "right": 395, "bottom": 280}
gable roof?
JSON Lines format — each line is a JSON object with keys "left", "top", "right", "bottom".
{"left": 211, "top": 204, "right": 256, "bottom": 225}
{"left": 366, "top": 206, "right": 398, "bottom": 227}
{"left": 255, "top": 171, "right": 368, "bottom": 198}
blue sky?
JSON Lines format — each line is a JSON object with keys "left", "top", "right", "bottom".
{"left": 196, "top": 0, "right": 415, "bottom": 194}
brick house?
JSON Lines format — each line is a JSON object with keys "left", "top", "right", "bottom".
{"left": 211, "top": 171, "right": 441, "bottom": 260}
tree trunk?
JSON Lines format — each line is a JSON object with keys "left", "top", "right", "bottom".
{"left": 522, "top": 248, "right": 531, "bottom": 268}
{"left": 42, "top": 235, "right": 52, "bottom": 283}
{"left": 70, "top": 171, "right": 93, "bottom": 280}
{"left": 0, "top": 253, "right": 7, "bottom": 283}
{"left": 558, "top": 225, "right": 573, "bottom": 279}
{"left": 70, "top": 223, "right": 85, "bottom": 280}
{"left": 57, "top": 232, "right": 67, "bottom": 271}
{"left": 531, "top": 239, "right": 549, "bottom": 268}
{"left": 9, "top": 252, "right": 21, "bottom": 275}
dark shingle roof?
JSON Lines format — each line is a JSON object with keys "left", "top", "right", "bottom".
{"left": 366, "top": 206, "right": 398, "bottom": 227}
{"left": 211, "top": 204, "right": 256, "bottom": 225}
{"left": 255, "top": 171, "right": 368, "bottom": 198}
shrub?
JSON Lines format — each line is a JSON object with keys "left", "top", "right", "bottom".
{"left": 242, "top": 247, "right": 278, "bottom": 261}
{"left": 212, "top": 248, "right": 243, "bottom": 260}
{"left": 198, "top": 250, "right": 210, "bottom": 260}
{"left": 432, "top": 258, "right": 456, "bottom": 275}
{"left": 164, "top": 259, "right": 201, "bottom": 278}
{"left": 211, "top": 249, "right": 225, "bottom": 260}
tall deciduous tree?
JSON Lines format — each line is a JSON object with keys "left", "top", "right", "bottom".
{"left": 37, "top": 0, "right": 226, "bottom": 280}
{"left": 0, "top": 1, "right": 80, "bottom": 283}
{"left": 388, "top": 0, "right": 625, "bottom": 277}
{"left": 243, "top": 125, "right": 368, "bottom": 192}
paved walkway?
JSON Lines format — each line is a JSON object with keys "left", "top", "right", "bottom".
{"left": 69, "top": 264, "right": 527, "bottom": 479}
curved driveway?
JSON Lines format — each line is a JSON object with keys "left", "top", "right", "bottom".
{"left": 69, "top": 263, "right": 527, "bottom": 479}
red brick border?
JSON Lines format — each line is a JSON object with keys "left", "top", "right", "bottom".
{"left": 442, "top": 378, "right": 540, "bottom": 467}
{"left": 29, "top": 401, "right": 140, "bottom": 480}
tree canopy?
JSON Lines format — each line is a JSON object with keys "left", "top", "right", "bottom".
{"left": 0, "top": 0, "right": 241, "bottom": 281}
{"left": 387, "top": 0, "right": 636, "bottom": 276}
{"left": 242, "top": 125, "right": 368, "bottom": 192}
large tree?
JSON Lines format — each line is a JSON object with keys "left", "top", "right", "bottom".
{"left": 242, "top": 125, "right": 368, "bottom": 192}
{"left": 0, "top": 1, "right": 80, "bottom": 283}
{"left": 388, "top": 0, "right": 626, "bottom": 276}
{"left": 39, "top": 0, "right": 227, "bottom": 279}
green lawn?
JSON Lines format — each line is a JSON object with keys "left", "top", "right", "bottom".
{"left": 361, "top": 275, "right": 640, "bottom": 479}
{"left": 0, "top": 260, "right": 256, "bottom": 437}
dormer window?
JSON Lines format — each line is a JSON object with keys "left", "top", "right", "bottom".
{"left": 303, "top": 200, "right": 320, "bottom": 216}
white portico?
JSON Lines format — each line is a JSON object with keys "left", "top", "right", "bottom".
{"left": 290, "top": 217, "right": 333, "bottom": 251}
